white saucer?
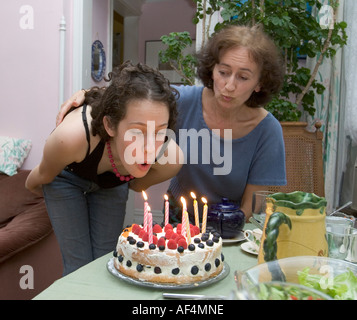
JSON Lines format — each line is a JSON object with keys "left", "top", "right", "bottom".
{"left": 222, "top": 231, "right": 245, "bottom": 244}
{"left": 240, "top": 241, "right": 259, "bottom": 255}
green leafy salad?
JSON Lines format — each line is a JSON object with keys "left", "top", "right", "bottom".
{"left": 256, "top": 282, "right": 327, "bottom": 300}
{"left": 297, "top": 267, "right": 357, "bottom": 300}
{"left": 255, "top": 267, "right": 357, "bottom": 300}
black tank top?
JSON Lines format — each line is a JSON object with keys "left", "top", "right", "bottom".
{"left": 65, "top": 105, "right": 133, "bottom": 188}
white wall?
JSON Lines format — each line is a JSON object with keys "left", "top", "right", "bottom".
{"left": 138, "top": 0, "right": 196, "bottom": 63}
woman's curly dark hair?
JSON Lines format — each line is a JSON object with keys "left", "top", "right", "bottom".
{"left": 86, "top": 61, "right": 179, "bottom": 141}
{"left": 196, "top": 25, "right": 285, "bottom": 108}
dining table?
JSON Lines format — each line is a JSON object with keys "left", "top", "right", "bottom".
{"left": 33, "top": 224, "right": 258, "bottom": 300}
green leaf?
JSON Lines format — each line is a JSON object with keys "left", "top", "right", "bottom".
{"left": 172, "top": 0, "right": 348, "bottom": 121}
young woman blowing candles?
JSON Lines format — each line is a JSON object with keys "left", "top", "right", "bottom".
{"left": 56, "top": 25, "right": 286, "bottom": 228}
{"left": 26, "top": 62, "right": 183, "bottom": 275}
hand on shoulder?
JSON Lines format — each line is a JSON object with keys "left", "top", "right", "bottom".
{"left": 56, "top": 89, "right": 86, "bottom": 126}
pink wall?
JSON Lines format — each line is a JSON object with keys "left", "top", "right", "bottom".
{"left": 63, "top": 1, "right": 74, "bottom": 105}
{"left": 0, "top": 0, "right": 65, "bottom": 170}
{"left": 136, "top": 0, "right": 196, "bottom": 211}
{"left": 0, "top": 0, "right": 195, "bottom": 211}
{"left": 91, "top": 0, "right": 109, "bottom": 88}
{"left": 0, "top": 0, "right": 111, "bottom": 171}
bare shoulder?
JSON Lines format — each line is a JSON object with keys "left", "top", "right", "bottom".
{"left": 46, "top": 106, "right": 90, "bottom": 163}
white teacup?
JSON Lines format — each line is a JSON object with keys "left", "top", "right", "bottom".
{"left": 244, "top": 228, "right": 263, "bottom": 252}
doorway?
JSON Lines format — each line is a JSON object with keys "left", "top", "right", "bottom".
{"left": 113, "top": 11, "right": 124, "bottom": 69}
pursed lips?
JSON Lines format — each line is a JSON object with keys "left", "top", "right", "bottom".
{"left": 137, "top": 163, "right": 151, "bottom": 172}
{"left": 222, "top": 94, "right": 233, "bottom": 102}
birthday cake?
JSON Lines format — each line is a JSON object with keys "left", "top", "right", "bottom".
{"left": 113, "top": 223, "right": 224, "bottom": 284}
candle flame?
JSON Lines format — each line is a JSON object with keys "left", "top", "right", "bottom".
{"left": 147, "top": 205, "right": 151, "bottom": 212}
{"left": 164, "top": 194, "right": 168, "bottom": 201}
{"left": 142, "top": 190, "right": 148, "bottom": 201}
{"left": 180, "top": 196, "right": 186, "bottom": 207}
{"left": 190, "top": 192, "right": 196, "bottom": 199}
{"left": 201, "top": 197, "right": 207, "bottom": 204}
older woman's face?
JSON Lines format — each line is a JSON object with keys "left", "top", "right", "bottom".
{"left": 212, "top": 46, "right": 261, "bottom": 109}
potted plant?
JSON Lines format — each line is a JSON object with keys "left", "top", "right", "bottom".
{"left": 159, "top": 0, "right": 348, "bottom": 122}
{"left": 159, "top": 31, "right": 197, "bottom": 86}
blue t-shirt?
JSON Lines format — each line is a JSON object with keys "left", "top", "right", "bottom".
{"left": 168, "top": 85, "right": 286, "bottom": 211}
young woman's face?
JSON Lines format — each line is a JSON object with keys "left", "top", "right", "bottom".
{"left": 212, "top": 46, "right": 261, "bottom": 110}
{"left": 106, "top": 99, "right": 170, "bottom": 178}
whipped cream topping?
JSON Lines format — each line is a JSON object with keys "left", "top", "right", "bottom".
{"left": 114, "top": 224, "right": 223, "bottom": 282}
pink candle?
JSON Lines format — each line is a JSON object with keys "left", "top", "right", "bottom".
{"left": 147, "top": 210, "right": 153, "bottom": 244}
{"left": 185, "top": 211, "right": 191, "bottom": 244}
{"left": 180, "top": 197, "right": 187, "bottom": 236}
{"left": 201, "top": 197, "right": 208, "bottom": 234}
{"left": 190, "top": 192, "right": 199, "bottom": 228}
{"left": 142, "top": 191, "right": 148, "bottom": 232}
{"left": 164, "top": 194, "right": 169, "bottom": 226}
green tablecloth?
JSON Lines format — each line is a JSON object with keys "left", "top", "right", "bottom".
{"left": 34, "top": 225, "right": 257, "bottom": 300}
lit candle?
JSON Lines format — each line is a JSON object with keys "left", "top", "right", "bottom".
{"left": 180, "top": 197, "right": 187, "bottom": 236}
{"left": 142, "top": 191, "right": 148, "bottom": 232}
{"left": 201, "top": 197, "right": 208, "bottom": 234}
{"left": 147, "top": 209, "right": 153, "bottom": 244}
{"left": 164, "top": 194, "right": 169, "bottom": 226}
{"left": 190, "top": 192, "right": 199, "bottom": 228}
{"left": 185, "top": 211, "right": 191, "bottom": 244}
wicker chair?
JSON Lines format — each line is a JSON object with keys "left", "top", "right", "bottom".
{"left": 268, "top": 122, "right": 325, "bottom": 197}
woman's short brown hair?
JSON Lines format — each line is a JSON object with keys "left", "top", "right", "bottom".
{"left": 196, "top": 25, "right": 284, "bottom": 108}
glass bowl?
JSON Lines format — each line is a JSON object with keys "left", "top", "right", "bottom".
{"left": 235, "top": 281, "right": 332, "bottom": 300}
{"left": 236, "top": 256, "right": 357, "bottom": 300}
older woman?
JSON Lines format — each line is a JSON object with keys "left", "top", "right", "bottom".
{"left": 57, "top": 25, "right": 286, "bottom": 225}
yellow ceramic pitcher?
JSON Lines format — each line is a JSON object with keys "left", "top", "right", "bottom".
{"left": 258, "top": 191, "right": 328, "bottom": 264}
